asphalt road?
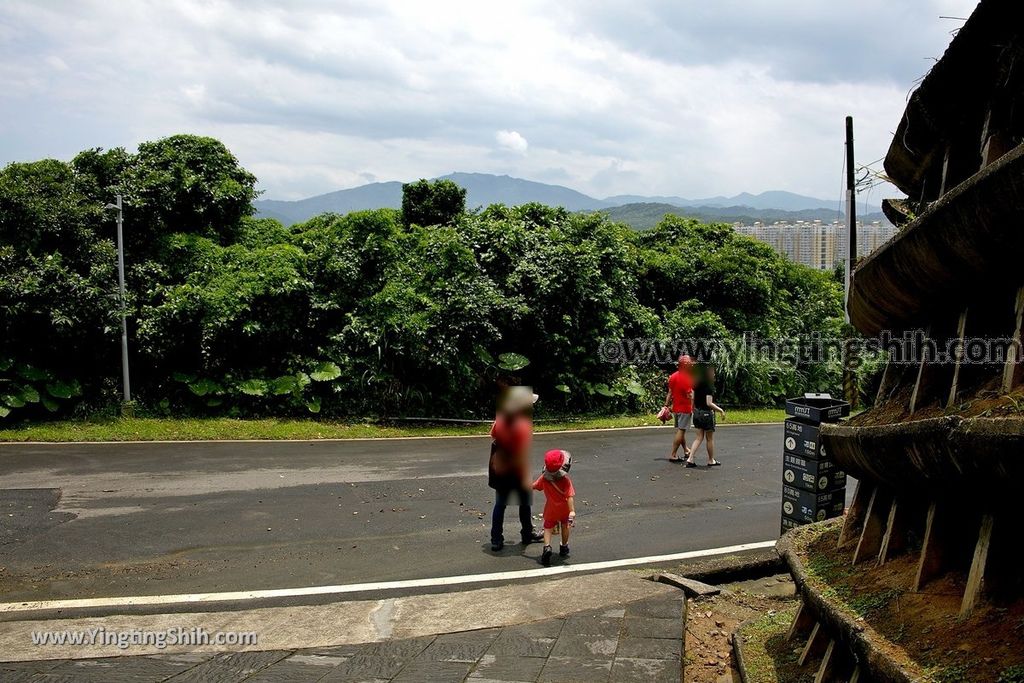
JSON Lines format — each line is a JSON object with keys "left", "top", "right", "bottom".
{"left": 0, "top": 425, "right": 795, "bottom": 604}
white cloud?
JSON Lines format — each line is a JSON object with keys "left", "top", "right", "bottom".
{"left": 0, "top": 0, "right": 982, "bottom": 201}
{"left": 44, "top": 55, "right": 69, "bottom": 71}
{"left": 495, "top": 130, "right": 528, "bottom": 154}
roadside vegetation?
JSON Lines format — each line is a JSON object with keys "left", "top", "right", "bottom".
{"left": 1, "top": 134, "right": 876, "bottom": 432}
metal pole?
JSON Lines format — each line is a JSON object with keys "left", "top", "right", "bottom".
{"left": 114, "top": 194, "right": 131, "bottom": 403}
{"left": 843, "top": 117, "right": 859, "bottom": 408}
{"left": 844, "top": 116, "right": 857, "bottom": 323}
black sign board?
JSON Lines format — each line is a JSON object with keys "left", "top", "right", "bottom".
{"left": 783, "top": 452, "right": 847, "bottom": 493}
{"left": 781, "top": 484, "right": 845, "bottom": 524}
{"left": 783, "top": 419, "right": 827, "bottom": 460}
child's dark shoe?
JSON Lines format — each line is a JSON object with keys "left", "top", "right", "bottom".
{"left": 541, "top": 545, "right": 552, "bottom": 566}
{"left": 559, "top": 544, "right": 570, "bottom": 558}
{"left": 491, "top": 541, "right": 504, "bottom": 552}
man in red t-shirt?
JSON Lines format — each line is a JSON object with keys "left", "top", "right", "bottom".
{"left": 663, "top": 355, "right": 695, "bottom": 462}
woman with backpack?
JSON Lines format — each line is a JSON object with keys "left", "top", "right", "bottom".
{"left": 488, "top": 386, "right": 544, "bottom": 551}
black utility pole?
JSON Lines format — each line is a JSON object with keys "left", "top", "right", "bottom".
{"left": 843, "top": 116, "right": 859, "bottom": 408}
{"left": 844, "top": 116, "right": 856, "bottom": 323}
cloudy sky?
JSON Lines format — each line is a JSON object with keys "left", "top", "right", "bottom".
{"left": 1, "top": 0, "right": 978, "bottom": 201}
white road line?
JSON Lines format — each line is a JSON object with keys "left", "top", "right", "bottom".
{"left": 0, "top": 540, "right": 776, "bottom": 614}
{"left": 0, "top": 422, "right": 780, "bottom": 447}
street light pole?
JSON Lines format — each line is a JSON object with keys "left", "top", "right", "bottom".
{"left": 844, "top": 116, "right": 857, "bottom": 323}
{"left": 106, "top": 194, "right": 131, "bottom": 403}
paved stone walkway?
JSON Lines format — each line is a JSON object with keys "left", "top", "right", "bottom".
{"left": 0, "top": 595, "right": 685, "bottom": 682}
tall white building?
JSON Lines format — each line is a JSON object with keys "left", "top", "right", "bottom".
{"left": 733, "top": 220, "right": 897, "bottom": 270}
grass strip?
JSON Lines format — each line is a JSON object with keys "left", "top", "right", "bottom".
{"left": 0, "top": 408, "right": 784, "bottom": 442}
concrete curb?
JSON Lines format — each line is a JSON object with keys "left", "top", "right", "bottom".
{"left": 680, "top": 589, "right": 689, "bottom": 683}
{"left": 732, "top": 617, "right": 753, "bottom": 683}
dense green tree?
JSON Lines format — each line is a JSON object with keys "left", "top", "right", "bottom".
{"left": 1, "top": 135, "right": 849, "bottom": 421}
{"left": 72, "top": 147, "right": 130, "bottom": 200}
{"left": 0, "top": 159, "right": 118, "bottom": 416}
{"left": 121, "top": 135, "right": 258, "bottom": 253}
{"left": 401, "top": 178, "right": 466, "bottom": 228}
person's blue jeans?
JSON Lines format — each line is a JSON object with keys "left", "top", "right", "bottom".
{"left": 491, "top": 486, "right": 533, "bottom": 545}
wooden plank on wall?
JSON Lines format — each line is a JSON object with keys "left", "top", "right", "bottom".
{"left": 798, "top": 622, "right": 829, "bottom": 667}
{"left": 915, "top": 502, "right": 947, "bottom": 592}
{"left": 948, "top": 307, "right": 969, "bottom": 408}
{"left": 786, "top": 601, "right": 815, "bottom": 642}
{"left": 813, "top": 639, "right": 838, "bottom": 683}
{"left": 878, "top": 498, "right": 911, "bottom": 565}
{"left": 875, "top": 358, "right": 896, "bottom": 407}
{"left": 909, "top": 326, "right": 933, "bottom": 415}
{"left": 961, "top": 514, "right": 995, "bottom": 618}
{"left": 838, "top": 480, "right": 871, "bottom": 549}
{"left": 1003, "top": 286, "right": 1024, "bottom": 394}
{"left": 939, "top": 146, "right": 952, "bottom": 196}
{"left": 853, "top": 487, "right": 893, "bottom": 565}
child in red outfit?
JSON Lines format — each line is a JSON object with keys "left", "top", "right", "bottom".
{"left": 532, "top": 449, "right": 576, "bottom": 566}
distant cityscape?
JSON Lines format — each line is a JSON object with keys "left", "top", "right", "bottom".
{"left": 733, "top": 220, "right": 897, "bottom": 270}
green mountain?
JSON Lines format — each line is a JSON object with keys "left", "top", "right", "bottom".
{"left": 254, "top": 173, "right": 885, "bottom": 227}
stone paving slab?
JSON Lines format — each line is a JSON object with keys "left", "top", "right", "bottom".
{"left": 1, "top": 570, "right": 675, "bottom": 662}
{"left": 0, "top": 594, "right": 685, "bottom": 682}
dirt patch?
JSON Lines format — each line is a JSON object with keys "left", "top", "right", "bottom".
{"left": 799, "top": 525, "right": 1024, "bottom": 683}
{"left": 684, "top": 575, "right": 798, "bottom": 683}
{"left": 849, "top": 383, "right": 1024, "bottom": 427}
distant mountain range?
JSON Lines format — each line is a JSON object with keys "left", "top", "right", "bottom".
{"left": 254, "top": 172, "right": 886, "bottom": 228}
{"left": 601, "top": 203, "right": 884, "bottom": 230}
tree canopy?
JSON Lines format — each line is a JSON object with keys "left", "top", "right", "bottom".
{"left": 0, "top": 135, "right": 860, "bottom": 421}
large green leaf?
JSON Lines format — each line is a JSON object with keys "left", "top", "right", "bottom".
{"left": 625, "top": 380, "right": 646, "bottom": 396}
{"left": 172, "top": 371, "right": 195, "bottom": 383}
{"left": 309, "top": 362, "right": 341, "bottom": 382}
{"left": 41, "top": 397, "right": 59, "bottom": 412}
{"left": 45, "top": 380, "right": 81, "bottom": 399}
{"left": 17, "top": 365, "right": 50, "bottom": 381}
{"left": 236, "top": 379, "right": 268, "bottom": 396}
{"left": 305, "top": 396, "right": 322, "bottom": 414}
{"left": 187, "top": 378, "right": 222, "bottom": 397}
{"left": 1, "top": 394, "right": 25, "bottom": 408}
{"left": 554, "top": 384, "right": 571, "bottom": 394}
{"left": 0, "top": 405, "right": 9, "bottom": 418}
{"left": 593, "top": 383, "right": 615, "bottom": 398}
{"left": 18, "top": 385, "right": 41, "bottom": 403}
{"left": 497, "top": 353, "right": 530, "bottom": 371}
{"left": 270, "top": 375, "right": 299, "bottom": 395}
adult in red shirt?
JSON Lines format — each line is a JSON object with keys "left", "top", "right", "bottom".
{"left": 663, "top": 355, "right": 695, "bottom": 462}
{"left": 489, "top": 386, "right": 544, "bottom": 551}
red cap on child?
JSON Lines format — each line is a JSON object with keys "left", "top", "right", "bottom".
{"left": 544, "top": 449, "right": 566, "bottom": 472}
